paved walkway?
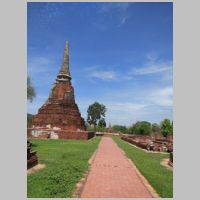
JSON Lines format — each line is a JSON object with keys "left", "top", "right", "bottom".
{"left": 81, "top": 137, "right": 153, "bottom": 198}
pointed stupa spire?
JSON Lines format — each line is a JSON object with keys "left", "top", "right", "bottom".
{"left": 57, "top": 41, "right": 71, "bottom": 81}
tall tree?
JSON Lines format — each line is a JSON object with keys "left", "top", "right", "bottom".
{"left": 171, "top": 121, "right": 173, "bottom": 135}
{"left": 133, "top": 121, "right": 152, "bottom": 135}
{"left": 27, "top": 113, "right": 34, "bottom": 128}
{"left": 27, "top": 76, "right": 36, "bottom": 128}
{"left": 161, "top": 119, "right": 172, "bottom": 137}
{"left": 87, "top": 102, "right": 106, "bottom": 131}
{"left": 152, "top": 123, "right": 161, "bottom": 134}
{"left": 27, "top": 76, "right": 36, "bottom": 102}
{"left": 98, "top": 118, "right": 106, "bottom": 128}
{"left": 112, "top": 125, "right": 128, "bottom": 134}
{"left": 127, "top": 125, "right": 135, "bottom": 134}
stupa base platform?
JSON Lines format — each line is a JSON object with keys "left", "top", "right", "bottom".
{"left": 27, "top": 128, "right": 95, "bottom": 140}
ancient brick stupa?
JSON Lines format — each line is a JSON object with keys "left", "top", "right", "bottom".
{"left": 31, "top": 41, "right": 86, "bottom": 131}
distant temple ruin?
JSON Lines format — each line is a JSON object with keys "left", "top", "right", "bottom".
{"left": 31, "top": 41, "right": 86, "bottom": 131}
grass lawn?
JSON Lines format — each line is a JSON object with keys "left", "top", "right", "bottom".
{"left": 113, "top": 136, "right": 173, "bottom": 198}
{"left": 27, "top": 137, "right": 100, "bottom": 198}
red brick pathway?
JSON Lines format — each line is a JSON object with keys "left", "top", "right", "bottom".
{"left": 81, "top": 137, "right": 153, "bottom": 198}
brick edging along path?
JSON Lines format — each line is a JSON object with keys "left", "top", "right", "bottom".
{"left": 80, "top": 136, "right": 154, "bottom": 198}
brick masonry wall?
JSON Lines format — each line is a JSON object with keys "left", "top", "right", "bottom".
{"left": 121, "top": 135, "right": 173, "bottom": 152}
{"left": 27, "top": 128, "right": 95, "bottom": 140}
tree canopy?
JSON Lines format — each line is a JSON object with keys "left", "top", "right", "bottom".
{"left": 132, "top": 121, "right": 152, "bottom": 135}
{"left": 98, "top": 118, "right": 106, "bottom": 128}
{"left": 108, "top": 119, "right": 173, "bottom": 136}
{"left": 87, "top": 102, "right": 106, "bottom": 130}
{"left": 27, "top": 76, "right": 36, "bottom": 102}
{"left": 27, "top": 76, "right": 36, "bottom": 128}
{"left": 160, "top": 119, "right": 173, "bottom": 137}
{"left": 112, "top": 125, "right": 128, "bottom": 134}
{"left": 27, "top": 113, "right": 34, "bottom": 128}
{"left": 152, "top": 123, "right": 161, "bottom": 134}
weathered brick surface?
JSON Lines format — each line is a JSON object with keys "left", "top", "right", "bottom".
{"left": 31, "top": 42, "right": 86, "bottom": 131}
{"left": 27, "top": 128, "right": 94, "bottom": 140}
{"left": 58, "top": 130, "right": 94, "bottom": 140}
{"left": 81, "top": 137, "right": 152, "bottom": 198}
{"left": 121, "top": 135, "right": 173, "bottom": 152}
{"left": 31, "top": 89, "right": 86, "bottom": 130}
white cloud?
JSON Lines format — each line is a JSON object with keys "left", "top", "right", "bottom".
{"left": 28, "top": 56, "right": 57, "bottom": 88}
{"left": 105, "top": 102, "right": 149, "bottom": 125}
{"left": 107, "top": 102, "right": 147, "bottom": 112}
{"left": 28, "top": 57, "right": 53, "bottom": 74}
{"left": 146, "top": 52, "right": 158, "bottom": 63}
{"left": 90, "top": 71, "right": 117, "bottom": 81}
{"left": 95, "top": 2, "right": 131, "bottom": 28}
{"left": 92, "top": 22, "right": 107, "bottom": 30}
{"left": 149, "top": 86, "right": 173, "bottom": 107}
{"left": 162, "top": 71, "right": 173, "bottom": 82}
{"left": 100, "top": 3, "right": 130, "bottom": 12}
{"left": 129, "top": 52, "right": 172, "bottom": 76}
{"left": 84, "top": 66, "right": 117, "bottom": 81}
{"left": 84, "top": 66, "right": 136, "bottom": 82}
{"left": 119, "top": 14, "right": 130, "bottom": 25}
{"left": 133, "top": 63, "right": 172, "bottom": 75}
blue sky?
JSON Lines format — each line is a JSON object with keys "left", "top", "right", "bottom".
{"left": 27, "top": 2, "right": 173, "bottom": 126}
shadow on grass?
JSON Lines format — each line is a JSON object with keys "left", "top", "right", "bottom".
{"left": 31, "top": 143, "right": 38, "bottom": 147}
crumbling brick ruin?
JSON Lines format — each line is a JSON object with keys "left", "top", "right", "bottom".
{"left": 27, "top": 128, "right": 95, "bottom": 140}
{"left": 121, "top": 135, "right": 173, "bottom": 153}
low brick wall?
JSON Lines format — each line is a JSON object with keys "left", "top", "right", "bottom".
{"left": 87, "top": 131, "right": 95, "bottom": 139}
{"left": 27, "top": 128, "right": 95, "bottom": 140}
{"left": 58, "top": 130, "right": 94, "bottom": 140}
{"left": 121, "top": 136, "right": 148, "bottom": 149}
{"left": 27, "top": 129, "right": 50, "bottom": 139}
{"left": 121, "top": 135, "right": 173, "bottom": 152}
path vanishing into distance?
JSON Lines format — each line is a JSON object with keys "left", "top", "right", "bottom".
{"left": 81, "top": 136, "right": 153, "bottom": 198}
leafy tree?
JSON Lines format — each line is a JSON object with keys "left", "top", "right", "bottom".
{"left": 98, "top": 118, "right": 106, "bottom": 128}
{"left": 27, "top": 113, "right": 34, "bottom": 128}
{"left": 27, "top": 76, "right": 36, "bottom": 102}
{"left": 112, "top": 125, "right": 128, "bottom": 134}
{"left": 133, "top": 121, "right": 152, "bottom": 135}
{"left": 87, "top": 102, "right": 106, "bottom": 131}
{"left": 161, "top": 119, "right": 173, "bottom": 137}
{"left": 85, "top": 122, "right": 92, "bottom": 131}
{"left": 27, "top": 76, "right": 36, "bottom": 128}
{"left": 96, "top": 125, "right": 106, "bottom": 132}
{"left": 127, "top": 125, "right": 135, "bottom": 134}
{"left": 171, "top": 121, "right": 173, "bottom": 135}
{"left": 152, "top": 123, "right": 161, "bottom": 134}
